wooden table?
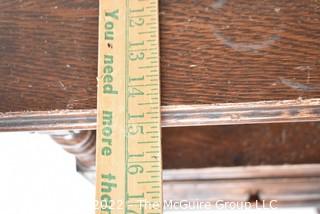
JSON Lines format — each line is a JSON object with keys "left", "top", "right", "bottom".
{"left": 1, "top": 0, "right": 320, "bottom": 207}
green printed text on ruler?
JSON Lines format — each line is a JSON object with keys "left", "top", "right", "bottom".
{"left": 96, "top": 0, "right": 162, "bottom": 214}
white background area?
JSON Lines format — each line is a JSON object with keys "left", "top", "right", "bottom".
{"left": 0, "top": 132, "right": 318, "bottom": 214}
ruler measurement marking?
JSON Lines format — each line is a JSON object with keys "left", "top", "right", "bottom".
{"left": 129, "top": 48, "right": 157, "bottom": 52}
{"left": 129, "top": 48, "right": 148, "bottom": 52}
{"left": 146, "top": 57, "right": 157, "bottom": 60}
{"left": 138, "top": 180, "right": 158, "bottom": 184}
{"left": 137, "top": 141, "right": 158, "bottom": 144}
{"left": 129, "top": 14, "right": 153, "bottom": 18}
{"left": 146, "top": 111, "right": 158, "bottom": 115}
{"left": 146, "top": 170, "right": 161, "bottom": 173}
{"left": 146, "top": 151, "right": 160, "bottom": 154}
{"left": 125, "top": 0, "right": 129, "bottom": 211}
{"left": 138, "top": 65, "right": 158, "bottom": 69}
{"left": 128, "top": 159, "right": 159, "bottom": 163}
{"left": 147, "top": 191, "right": 160, "bottom": 194}
{"left": 138, "top": 102, "right": 159, "bottom": 106}
{"left": 128, "top": 122, "right": 157, "bottom": 125}
{"left": 146, "top": 131, "right": 158, "bottom": 134}
{"left": 96, "top": 0, "right": 162, "bottom": 213}
{"left": 129, "top": 84, "right": 158, "bottom": 87}
{"left": 147, "top": 22, "right": 156, "bottom": 26}
{"left": 139, "top": 31, "right": 156, "bottom": 35}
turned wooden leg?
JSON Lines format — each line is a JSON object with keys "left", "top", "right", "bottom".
{"left": 50, "top": 130, "right": 96, "bottom": 180}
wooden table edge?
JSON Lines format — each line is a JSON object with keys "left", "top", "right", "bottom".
{"left": 1, "top": 98, "right": 320, "bottom": 131}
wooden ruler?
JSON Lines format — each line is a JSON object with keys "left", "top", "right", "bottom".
{"left": 95, "top": 0, "right": 162, "bottom": 213}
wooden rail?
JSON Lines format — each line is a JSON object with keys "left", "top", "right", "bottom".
{"left": 79, "top": 164, "right": 320, "bottom": 207}
{"left": 1, "top": 99, "right": 320, "bottom": 131}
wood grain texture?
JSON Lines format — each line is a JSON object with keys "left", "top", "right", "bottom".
{"left": 160, "top": 0, "right": 320, "bottom": 105}
{"left": 32, "top": 122, "right": 320, "bottom": 170}
{"left": 82, "top": 164, "right": 320, "bottom": 207}
{"left": 0, "top": 0, "right": 320, "bottom": 113}
{"left": 163, "top": 165, "right": 320, "bottom": 207}
{"left": 162, "top": 99, "right": 320, "bottom": 127}
{"left": 162, "top": 122, "right": 320, "bottom": 169}
{"left": 0, "top": 0, "right": 99, "bottom": 112}
{"left": 1, "top": 99, "right": 320, "bottom": 131}
{"left": 163, "top": 164, "right": 320, "bottom": 180}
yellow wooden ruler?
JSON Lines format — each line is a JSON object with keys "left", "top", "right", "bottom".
{"left": 95, "top": 0, "right": 162, "bottom": 213}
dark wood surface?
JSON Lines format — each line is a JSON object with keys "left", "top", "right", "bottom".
{"left": 1, "top": 0, "right": 320, "bottom": 113}
{"left": 0, "top": 0, "right": 98, "bottom": 112}
{"left": 83, "top": 164, "right": 320, "bottom": 207}
{"left": 163, "top": 165, "right": 320, "bottom": 207}
{"left": 162, "top": 122, "right": 320, "bottom": 169}
{"left": 2, "top": 99, "right": 320, "bottom": 131}
{"left": 47, "top": 122, "right": 320, "bottom": 169}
